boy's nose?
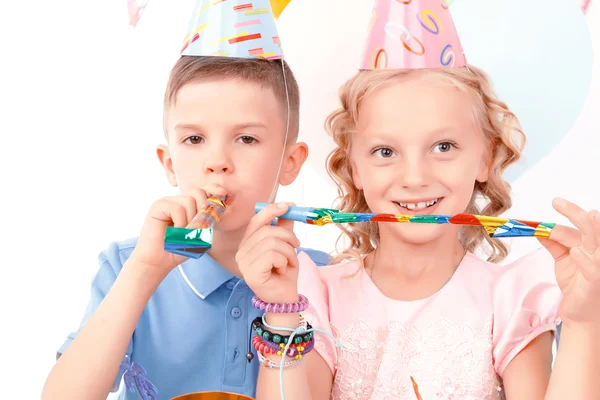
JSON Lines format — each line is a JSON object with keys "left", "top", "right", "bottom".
{"left": 206, "top": 165, "right": 229, "bottom": 173}
{"left": 204, "top": 157, "right": 232, "bottom": 174}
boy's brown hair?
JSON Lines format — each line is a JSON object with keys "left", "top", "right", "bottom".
{"left": 164, "top": 56, "right": 300, "bottom": 140}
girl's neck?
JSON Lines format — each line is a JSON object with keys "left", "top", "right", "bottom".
{"left": 367, "top": 227, "right": 466, "bottom": 301}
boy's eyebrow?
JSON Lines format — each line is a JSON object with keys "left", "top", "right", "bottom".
{"left": 232, "top": 122, "right": 268, "bottom": 130}
{"left": 173, "top": 123, "right": 203, "bottom": 132}
{"left": 173, "top": 122, "right": 268, "bottom": 132}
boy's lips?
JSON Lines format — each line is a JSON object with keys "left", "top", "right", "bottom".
{"left": 223, "top": 194, "right": 234, "bottom": 206}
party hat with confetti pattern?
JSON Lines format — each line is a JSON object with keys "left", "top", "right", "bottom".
{"left": 361, "top": 0, "right": 467, "bottom": 70}
{"left": 180, "top": 0, "right": 285, "bottom": 59}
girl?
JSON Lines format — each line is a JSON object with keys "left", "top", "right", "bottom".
{"left": 236, "top": 1, "right": 600, "bottom": 398}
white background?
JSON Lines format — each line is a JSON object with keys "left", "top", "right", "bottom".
{"left": 0, "top": 0, "right": 598, "bottom": 397}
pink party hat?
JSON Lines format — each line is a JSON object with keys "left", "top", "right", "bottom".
{"left": 361, "top": 0, "right": 467, "bottom": 70}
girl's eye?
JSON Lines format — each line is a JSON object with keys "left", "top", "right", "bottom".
{"left": 373, "top": 147, "right": 395, "bottom": 158}
{"left": 185, "top": 136, "right": 203, "bottom": 145}
{"left": 433, "top": 141, "right": 456, "bottom": 153}
{"left": 238, "top": 136, "right": 257, "bottom": 145}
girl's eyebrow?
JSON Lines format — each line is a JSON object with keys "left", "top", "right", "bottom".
{"left": 360, "top": 125, "right": 458, "bottom": 139}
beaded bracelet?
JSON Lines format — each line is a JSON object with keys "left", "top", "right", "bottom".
{"left": 246, "top": 314, "right": 312, "bottom": 363}
{"left": 252, "top": 317, "right": 314, "bottom": 346}
{"left": 251, "top": 294, "right": 309, "bottom": 313}
{"left": 257, "top": 351, "right": 302, "bottom": 370}
{"left": 252, "top": 335, "right": 315, "bottom": 359}
{"left": 258, "top": 314, "right": 346, "bottom": 400}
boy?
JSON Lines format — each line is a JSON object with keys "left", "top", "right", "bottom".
{"left": 42, "top": 1, "right": 329, "bottom": 399}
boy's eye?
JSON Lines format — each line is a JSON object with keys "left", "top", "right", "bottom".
{"left": 185, "top": 136, "right": 203, "bottom": 145}
{"left": 238, "top": 136, "right": 257, "bottom": 145}
{"left": 433, "top": 141, "right": 456, "bottom": 153}
{"left": 373, "top": 147, "right": 394, "bottom": 158}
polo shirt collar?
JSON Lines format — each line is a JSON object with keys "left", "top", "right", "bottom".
{"left": 178, "top": 253, "right": 236, "bottom": 299}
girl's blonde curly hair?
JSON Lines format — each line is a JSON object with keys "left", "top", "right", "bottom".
{"left": 326, "top": 65, "right": 525, "bottom": 265}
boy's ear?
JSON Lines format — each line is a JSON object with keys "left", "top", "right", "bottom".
{"left": 278, "top": 142, "right": 309, "bottom": 186}
{"left": 156, "top": 145, "right": 178, "bottom": 187}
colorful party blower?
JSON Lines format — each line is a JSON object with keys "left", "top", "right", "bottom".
{"left": 362, "top": 0, "right": 467, "bottom": 70}
{"left": 164, "top": 196, "right": 227, "bottom": 258}
{"left": 254, "top": 203, "right": 556, "bottom": 239}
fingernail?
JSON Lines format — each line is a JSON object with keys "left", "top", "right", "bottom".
{"left": 276, "top": 202, "right": 287, "bottom": 209}
{"left": 554, "top": 198, "right": 566, "bottom": 207}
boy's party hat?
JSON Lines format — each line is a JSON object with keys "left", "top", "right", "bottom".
{"left": 180, "top": 0, "right": 284, "bottom": 58}
{"left": 128, "top": 0, "right": 291, "bottom": 59}
{"left": 361, "top": 0, "right": 466, "bottom": 70}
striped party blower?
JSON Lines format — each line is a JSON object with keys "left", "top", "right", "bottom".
{"left": 164, "top": 196, "right": 226, "bottom": 258}
{"left": 253, "top": 203, "right": 556, "bottom": 239}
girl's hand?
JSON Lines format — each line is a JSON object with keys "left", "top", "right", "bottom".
{"left": 538, "top": 198, "right": 600, "bottom": 326}
{"left": 236, "top": 202, "right": 301, "bottom": 304}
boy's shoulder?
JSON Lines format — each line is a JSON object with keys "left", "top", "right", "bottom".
{"left": 297, "top": 247, "right": 331, "bottom": 267}
{"left": 98, "top": 237, "right": 139, "bottom": 272}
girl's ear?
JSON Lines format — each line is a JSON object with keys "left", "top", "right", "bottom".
{"left": 351, "top": 159, "right": 363, "bottom": 190}
{"left": 476, "top": 143, "right": 493, "bottom": 183}
{"left": 476, "top": 161, "right": 490, "bottom": 183}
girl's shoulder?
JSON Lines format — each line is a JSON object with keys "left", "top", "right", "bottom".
{"left": 461, "top": 247, "right": 556, "bottom": 284}
{"left": 298, "top": 250, "right": 364, "bottom": 284}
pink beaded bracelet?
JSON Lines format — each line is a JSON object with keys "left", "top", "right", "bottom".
{"left": 251, "top": 294, "right": 309, "bottom": 313}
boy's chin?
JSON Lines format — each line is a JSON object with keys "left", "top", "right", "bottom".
{"left": 214, "top": 211, "right": 251, "bottom": 234}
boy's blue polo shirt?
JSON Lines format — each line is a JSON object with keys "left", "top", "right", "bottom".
{"left": 58, "top": 238, "right": 330, "bottom": 400}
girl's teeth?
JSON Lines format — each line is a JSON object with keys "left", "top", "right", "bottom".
{"left": 398, "top": 199, "right": 439, "bottom": 210}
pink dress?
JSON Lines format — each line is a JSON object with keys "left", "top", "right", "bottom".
{"left": 297, "top": 249, "right": 562, "bottom": 400}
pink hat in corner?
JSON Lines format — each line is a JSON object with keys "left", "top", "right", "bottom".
{"left": 361, "top": 0, "right": 467, "bottom": 70}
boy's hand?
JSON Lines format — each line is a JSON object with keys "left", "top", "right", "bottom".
{"left": 129, "top": 184, "right": 227, "bottom": 278}
{"left": 236, "top": 202, "right": 301, "bottom": 304}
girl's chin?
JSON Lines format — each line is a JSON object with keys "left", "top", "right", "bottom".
{"left": 380, "top": 223, "right": 453, "bottom": 245}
